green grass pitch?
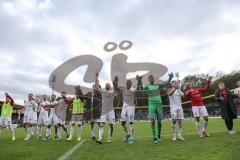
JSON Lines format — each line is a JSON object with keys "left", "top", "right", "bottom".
{"left": 0, "top": 118, "right": 239, "bottom": 160}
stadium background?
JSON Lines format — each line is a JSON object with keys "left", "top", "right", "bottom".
{"left": 1, "top": 71, "right": 240, "bottom": 124}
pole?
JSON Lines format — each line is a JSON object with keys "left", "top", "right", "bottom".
{"left": 51, "top": 75, "right": 56, "bottom": 95}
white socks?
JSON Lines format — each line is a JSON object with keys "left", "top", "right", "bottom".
{"left": 196, "top": 120, "right": 208, "bottom": 133}
{"left": 203, "top": 120, "right": 208, "bottom": 131}
{"left": 38, "top": 126, "right": 42, "bottom": 137}
{"left": 78, "top": 126, "right": 82, "bottom": 137}
{"left": 91, "top": 127, "right": 95, "bottom": 138}
{"left": 177, "top": 121, "right": 182, "bottom": 137}
{"left": 70, "top": 126, "right": 74, "bottom": 137}
{"left": 26, "top": 128, "right": 31, "bottom": 136}
{"left": 99, "top": 125, "right": 104, "bottom": 140}
{"left": 69, "top": 125, "right": 83, "bottom": 138}
{"left": 196, "top": 121, "right": 201, "bottom": 134}
{"left": 172, "top": 124, "right": 177, "bottom": 138}
{"left": 57, "top": 127, "right": 62, "bottom": 138}
{"left": 46, "top": 128, "right": 51, "bottom": 137}
{"left": 31, "top": 127, "right": 34, "bottom": 136}
{"left": 8, "top": 126, "right": 15, "bottom": 137}
{"left": 130, "top": 124, "right": 134, "bottom": 140}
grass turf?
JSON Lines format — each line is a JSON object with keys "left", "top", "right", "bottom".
{"left": 0, "top": 118, "right": 239, "bottom": 160}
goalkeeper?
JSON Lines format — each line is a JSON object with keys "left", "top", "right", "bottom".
{"left": 136, "top": 73, "right": 173, "bottom": 144}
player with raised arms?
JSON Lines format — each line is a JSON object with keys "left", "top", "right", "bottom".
{"left": 185, "top": 76, "right": 212, "bottom": 138}
{"left": 136, "top": 73, "right": 173, "bottom": 144}
{"left": 46, "top": 95, "right": 58, "bottom": 140}
{"left": 113, "top": 76, "right": 136, "bottom": 144}
{"left": 167, "top": 81, "right": 185, "bottom": 141}
{"left": 20, "top": 93, "right": 38, "bottom": 141}
{"left": 0, "top": 92, "right": 16, "bottom": 141}
{"left": 95, "top": 73, "right": 116, "bottom": 144}
{"left": 37, "top": 95, "right": 50, "bottom": 140}
{"left": 67, "top": 86, "right": 85, "bottom": 141}
{"left": 90, "top": 84, "right": 102, "bottom": 141}
{"left": 45, "top": 91, "right": 70, "bottom": 140}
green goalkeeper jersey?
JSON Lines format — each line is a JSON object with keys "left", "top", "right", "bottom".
{"left": 1, "top": 102, "right": 12, "bottom": 117}
{"left": 72, "top": 98, "right": 84, "bottom": 114}
{"left": 142, "top": 81, "right": 170, "bottom": 104}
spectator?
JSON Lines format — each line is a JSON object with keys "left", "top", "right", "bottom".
{"left": 215, "top": 82, "right": 238, "bottom": 135}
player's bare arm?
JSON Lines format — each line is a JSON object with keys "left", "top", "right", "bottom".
{"left": 158, "top": 72, "right": 174, "bottom": 89}
{"left": 113, "top": 76, "right": 123, "bottom": 94}
{"left": 167, "top": 87, "right": 177, "bottom": 96}
{"left": 95, "top": 73, "right": 100, "bottom": 91}
{"left": 136, "top": 75, "right": 143, "bottom": 90}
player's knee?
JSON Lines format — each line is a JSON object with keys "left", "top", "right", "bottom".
{"left": 150, "top": 119, "right": 155, "bottom": 123}
{"left": 204, "top": 117, "right": 208, "bottom": 121}
{"left": 195, "top": 117, "right": 200, "bottom": 122}
{"left": 178, "top": 121, "right": 182, "bottom": 127}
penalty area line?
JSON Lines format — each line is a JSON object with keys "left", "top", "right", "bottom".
{"left": 58, "top": 139, "right": 87, "bottom": 160}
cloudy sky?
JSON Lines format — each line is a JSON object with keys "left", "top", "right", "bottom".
{"left": 0, "top": 0, "right": 240, "bottom": 104}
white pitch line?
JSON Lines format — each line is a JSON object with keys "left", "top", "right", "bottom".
{"left": 58, "top": 139, "right": 87, "bottom": 160}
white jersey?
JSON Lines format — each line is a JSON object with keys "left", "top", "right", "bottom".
{"left": 49, "top": 100, "right": 58, "bottom": 116}
{"left": 168, "top": 89, "right": 184, "bottom": 111}
{"left": 100, "top": 89, "right": 115, "bottom": 115}
{"left": 24, "top": 100, "right": 38, "bottom": 114}
{"left": 122, "top": 87, "right": 136, "bottom": 107}
{"left": 55, "top": 99, "right": 68, "bottom": 120}
{"left": 234, "top": 87, "right": 240, "bottom": 97}
{"left": 39, "top": 101, "right": 50, "bottom": 116}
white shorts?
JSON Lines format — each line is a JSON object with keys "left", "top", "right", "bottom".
{"left": 170, "top": 108, "right": 184, "bottom": 120}
{"left": 38, "top": 114, "right": 49, "bottom": 126}
{"left": 192, "top": 106, "right": 209, "bottom": 118}
{"left": 0, "top": 116, "right": 12, "bottom": 126}
{"left": 70, "top": 114, "right": 84, "bottom": 125}
{"left": 56, "top": 116, "right": 65, "bottom": 125}
{"left": 32, "top": 112, "right": 38, "bottom": 124}
{"left": 120, "top": 106, "right": 135, "bottom": 122}
{"left": 98, "top": 110, "right": 115, "bottom": 124}
{"left": 48, "top": 114, "right": 58, "bottom": 125}
{"left": 23, "top": 112, "right": 33, "bottom": 124}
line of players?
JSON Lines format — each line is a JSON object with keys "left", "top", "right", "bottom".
{"left": 1, "top": 73, "right": 240, "bottom": 144}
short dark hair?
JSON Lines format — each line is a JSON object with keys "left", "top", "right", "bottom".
{"left": 171, "top": 80, "right": 176, "bottom": 84}
{"left": 148, "top": 75, "right": 154, "bottom": 78}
